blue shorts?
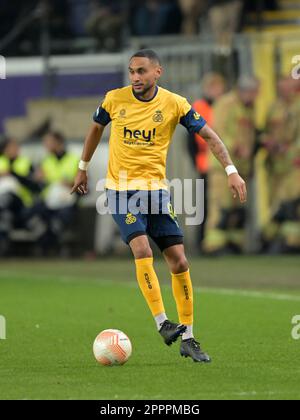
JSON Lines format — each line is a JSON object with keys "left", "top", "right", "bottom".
{"left": 106, "top": 189, "right": 184, "bottom": 252}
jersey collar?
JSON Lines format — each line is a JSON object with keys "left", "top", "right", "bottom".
{"left": 131, "top": 85, "right": 159, "bottom": 103}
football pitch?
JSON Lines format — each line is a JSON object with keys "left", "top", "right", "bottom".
{"left": 0, "top": 256, "right": 300, "bottom": 400}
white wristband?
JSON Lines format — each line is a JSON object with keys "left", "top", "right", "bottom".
{"left": 79, "top": 160, "right": 89, "bottom": 171}
{"left": 225, "top": 165, "right": 238, "bottom": 176}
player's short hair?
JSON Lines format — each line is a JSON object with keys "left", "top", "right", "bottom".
{"left": 130, "top": 49, "right": 161, "bottom": 66}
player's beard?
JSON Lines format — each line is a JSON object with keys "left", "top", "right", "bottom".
{"left": 133, "top": 82, "right": 155, "bottom": 98}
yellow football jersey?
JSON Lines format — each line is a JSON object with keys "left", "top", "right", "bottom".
{"left": 94, "top": 85, "right": 206, "bottom": 191}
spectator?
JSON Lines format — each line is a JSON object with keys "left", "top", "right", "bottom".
{"left": 178, "top": 0, "right": 206, "bottom": 35}
{"left": 188, "top": 73, "right": 227, "bottom": 250}
{"left": 68, "top": 0, "right": 90, "bottom": 37}
{"left": 85, "top": 0, "right": 126, "bottom": 50}
{"left": 0, "top": 0, "right": 22, "bottom": 54}
{"left": 208, "top": 0, "right": 243, "bottom": 53}
{"left": 0, "top": 136, "right": 40, "bottom": 256}
{"left": 262, "top": 78, "right": 300, "bottom": 253}
{"left": 262, "top": 76, "right": 297, "bottom": 213}
{"left": 0, "top": 0, "right": 71, "bottom": 56}
{"left": 203, "top": 76, "right": 260, "bottom": 254}
{"left": 131, "top": 0, "right": 182, "bottom": 36}
{"left": 46, "top": 0, "right": 71, "bottom": 39}
{"left": 244, "top": 0, "right": 278, "bottom": 12}
{"left": 29, "top": 131, "right": 79, "bottom": 254}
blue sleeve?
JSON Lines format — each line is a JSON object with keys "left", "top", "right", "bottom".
{"left": 93, "top": 106, "right": 111, "bottom": 126}
{"left": 180, "top": 108, "right": 206, "bottom": 134}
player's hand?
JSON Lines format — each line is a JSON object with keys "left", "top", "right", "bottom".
{"left": 71, "top": 170, "right": 88, "bottom": 195}
{"left": 228, "top": 173, "right": 247, "bottom": 203}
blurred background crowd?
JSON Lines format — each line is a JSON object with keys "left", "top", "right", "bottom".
{"left": 1, "top": 0, "right": 279, "bottom": 55}
{"left": 0, "top": 0, "right": 300, "bottom": 257}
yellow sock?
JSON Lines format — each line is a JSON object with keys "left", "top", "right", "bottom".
{"left": 135, "top": 257, "right": 165, "bottom": 317}
{"left": 172, "top": 269, "right": 193, "bottom": 325}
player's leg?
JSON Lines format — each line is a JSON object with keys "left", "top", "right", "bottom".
{"left": 163, "top": 243, "right": 211, "bottom": 363}
{"left": 162, "top": 244, "right": 192, "bottom": 335}
{"left": 106, "top": 189, "right": 165, "bottom": 328}
{"left": 148, "top": 191, "right": 192, "bottom": 334}
{"left": 149, "top": 191, "right": 210, "bottom": 361}
{"left": 106, "top": 189, "right": 185, "bottom": 345}
{"left": 130, "top": 234, "right": 166, "bottom": 324}
{"left": 130, "top": 234, "right": 186, "bottom": 345}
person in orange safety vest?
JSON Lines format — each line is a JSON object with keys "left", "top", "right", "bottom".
{"left": 188, "top": 73, "right": 227, "bottom": 251}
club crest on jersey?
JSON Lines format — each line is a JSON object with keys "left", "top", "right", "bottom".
{"left": 153, "top": 110, "right": 164, "bottom": 123}
{"left": 193, "top": 112, "right": 201, "bottom": 120}
{"left": 125, "top": 213, "right": 137, "bottom": 225}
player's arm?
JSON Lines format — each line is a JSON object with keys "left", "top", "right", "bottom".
{"left": 180, "top": 106, "right": 247, "bottom": 203}
{"left": 199, "top": 124, "right": 247, "bottom": 203}
{"left": 71, "top": 123, "right": 105, "bottom": 195}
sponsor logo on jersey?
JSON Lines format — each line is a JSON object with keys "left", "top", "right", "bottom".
{"left": 124, "top": 127, "right": 156, "bottom": 142}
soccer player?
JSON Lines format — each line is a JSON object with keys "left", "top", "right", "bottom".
{"left": 71, "top": 50, "right": 247, "bottom": 363}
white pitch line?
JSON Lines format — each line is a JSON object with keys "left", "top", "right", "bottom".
{"left": 55, "top": 277, "right": 300, "bottom": 303}
{"left": 199, "top": 287, "right": 300, "bottom": 302}
{"left": 1, "top": 269, "right": 300, "bottom": 302}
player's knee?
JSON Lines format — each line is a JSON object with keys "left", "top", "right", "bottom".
{"left": 172, "top": 257, "right": 189, "bottom": 274}
{"left": 134, "top": 247, "right": 153, "bottom": 260}
{"left": 131, "top": 242, "right": 153, "bottom": 260}
{"left": 129, "top": 235, "right": 153, "bottom": 260}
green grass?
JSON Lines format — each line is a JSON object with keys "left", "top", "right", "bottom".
{"left": 0, "top": 256, "right": 300, "bottom": 400}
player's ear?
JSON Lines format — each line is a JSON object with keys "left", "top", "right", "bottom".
{"left": 156, "top": 66, "right": 163, "bottom": 80}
